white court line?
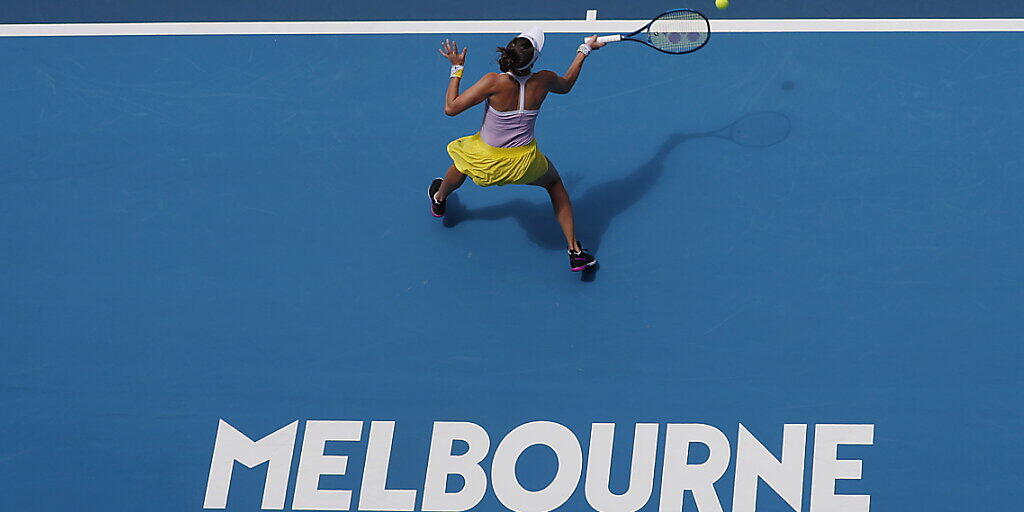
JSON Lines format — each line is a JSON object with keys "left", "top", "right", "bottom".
{"left": 1, "top": 17, "right": 1024, "bottom": 37}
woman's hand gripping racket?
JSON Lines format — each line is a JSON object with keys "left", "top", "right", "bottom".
{"left": 586, "top": 8, "right": 710, "bottom": 54}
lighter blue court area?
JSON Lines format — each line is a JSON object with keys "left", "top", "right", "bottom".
{"left": 1, "top": 29, "right": 1023, "bottom": 511}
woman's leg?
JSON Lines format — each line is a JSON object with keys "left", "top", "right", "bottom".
{"left": 435, "top": 165, "right": 466, "bottom": 202}
{"left": 529, "top": 160, "right": 581, "bottom": 253}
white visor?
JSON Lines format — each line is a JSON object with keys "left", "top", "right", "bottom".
{"left": 516, "top": 26, "right": 545, "bottom": 70}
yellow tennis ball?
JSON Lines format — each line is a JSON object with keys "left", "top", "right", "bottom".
{"left": 716, "top": 0, "right": 729, "bottom": 9}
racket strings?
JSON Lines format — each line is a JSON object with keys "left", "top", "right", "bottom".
{"left": 647, "top": 11, "right": 709, "bottom": 53}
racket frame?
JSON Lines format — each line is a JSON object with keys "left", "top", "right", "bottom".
{"left": 587, "top": 8, "right": 711, "bottom": 55}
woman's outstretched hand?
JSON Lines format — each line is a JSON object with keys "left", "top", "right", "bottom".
{"left": 585, "top": 35, "right": 605, "bottom": 50}
{"left": 439, "top": 39, "right": 468, "bottom": 65}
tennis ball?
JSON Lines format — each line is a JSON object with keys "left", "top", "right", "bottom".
{"left": 716, "top": 0, "right": 729, "bottom": 9}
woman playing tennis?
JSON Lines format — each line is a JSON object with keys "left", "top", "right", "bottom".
{"left": 431, "top": 28, "right": 603, "bottom": 271}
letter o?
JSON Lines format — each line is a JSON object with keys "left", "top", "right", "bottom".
{"left": 491, "top": 421, "right": 583, "bottom": 512}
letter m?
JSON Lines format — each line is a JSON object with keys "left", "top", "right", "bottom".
{"left": 204, "top": 420, "right": 298, "bottom": 509}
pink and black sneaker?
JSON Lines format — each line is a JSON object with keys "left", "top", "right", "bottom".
{"left": 428, "top": 178, "right": 445, "bottom": 218}
{"left": 568, "top": 243, "right": 597, "bottom": 272}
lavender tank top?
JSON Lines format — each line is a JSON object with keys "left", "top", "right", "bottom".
{"left": 479, "top": 72, "right": 540, "bottom": 148}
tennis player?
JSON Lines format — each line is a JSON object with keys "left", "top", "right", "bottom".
{"left": 431, "top": 28, "right": 603, "bottom": 272}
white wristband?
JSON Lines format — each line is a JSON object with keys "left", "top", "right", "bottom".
{"left": 450, "top": 65, "right": 464, "bottom": 78}
{"left": 577, "top": 44, "right": 592, "bottom": 56}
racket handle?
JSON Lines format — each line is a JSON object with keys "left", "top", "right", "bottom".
{"left": 583, "top": 34, "right": 622, "bottom": 44}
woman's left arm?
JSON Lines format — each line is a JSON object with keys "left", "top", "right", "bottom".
{"left": 439, "top": 40, "right": 492, "bottom": 116}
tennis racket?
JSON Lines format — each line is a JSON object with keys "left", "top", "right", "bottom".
{"left": 585, "top": 9, "right": 710, "bottom": 55}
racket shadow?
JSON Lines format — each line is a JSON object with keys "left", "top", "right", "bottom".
{"left": 443, "top": 111, "right": 791, "bottom": 259}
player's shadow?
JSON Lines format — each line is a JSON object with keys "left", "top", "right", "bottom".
{"left": 443, "top": 112, "right": 791, "bottom": 280}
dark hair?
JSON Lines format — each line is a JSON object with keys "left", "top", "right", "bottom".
{"left": 496, "top": 37, "right": 535, "bottom": 76}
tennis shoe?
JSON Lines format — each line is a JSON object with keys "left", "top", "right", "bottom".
{"left": 428, "top": 178, "right": 445, "bottom": 218}
{"left": 568, "top": 244, "right": 597, "bottom": 271}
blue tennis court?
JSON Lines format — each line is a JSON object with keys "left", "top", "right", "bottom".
{"left": 2, "top": 2, "right": 1023, "bottom": 511}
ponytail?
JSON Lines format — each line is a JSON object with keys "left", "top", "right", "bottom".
{"left": 495, "top": 37, "right": 535, "bottom": 75}
{"left": 496, "top": 46, "right": 515, "bottom": 73}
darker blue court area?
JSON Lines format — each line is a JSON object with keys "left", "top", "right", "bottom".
{"left": 5, "top": 0, "right": 1024, "bottom": 22}
{"left": 1, "top": 25, "right": 1023, "bottom": 512}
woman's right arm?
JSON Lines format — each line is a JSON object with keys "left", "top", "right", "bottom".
{"left": 549, "top": 35, "right": 605, "bottom": 94}
{"left": 444, "top": 73, "right": 495, "bottom": 116}
{"left": 440, "top": 39, "right": 495, "bottom": 116}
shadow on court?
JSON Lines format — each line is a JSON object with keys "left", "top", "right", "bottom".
{"left": 443, "top": 112, "right": 791, "bottom": 278}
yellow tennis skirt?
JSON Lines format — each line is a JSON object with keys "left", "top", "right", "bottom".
{"left": 447, "top": 133, "right": 549, "bottom": 187}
